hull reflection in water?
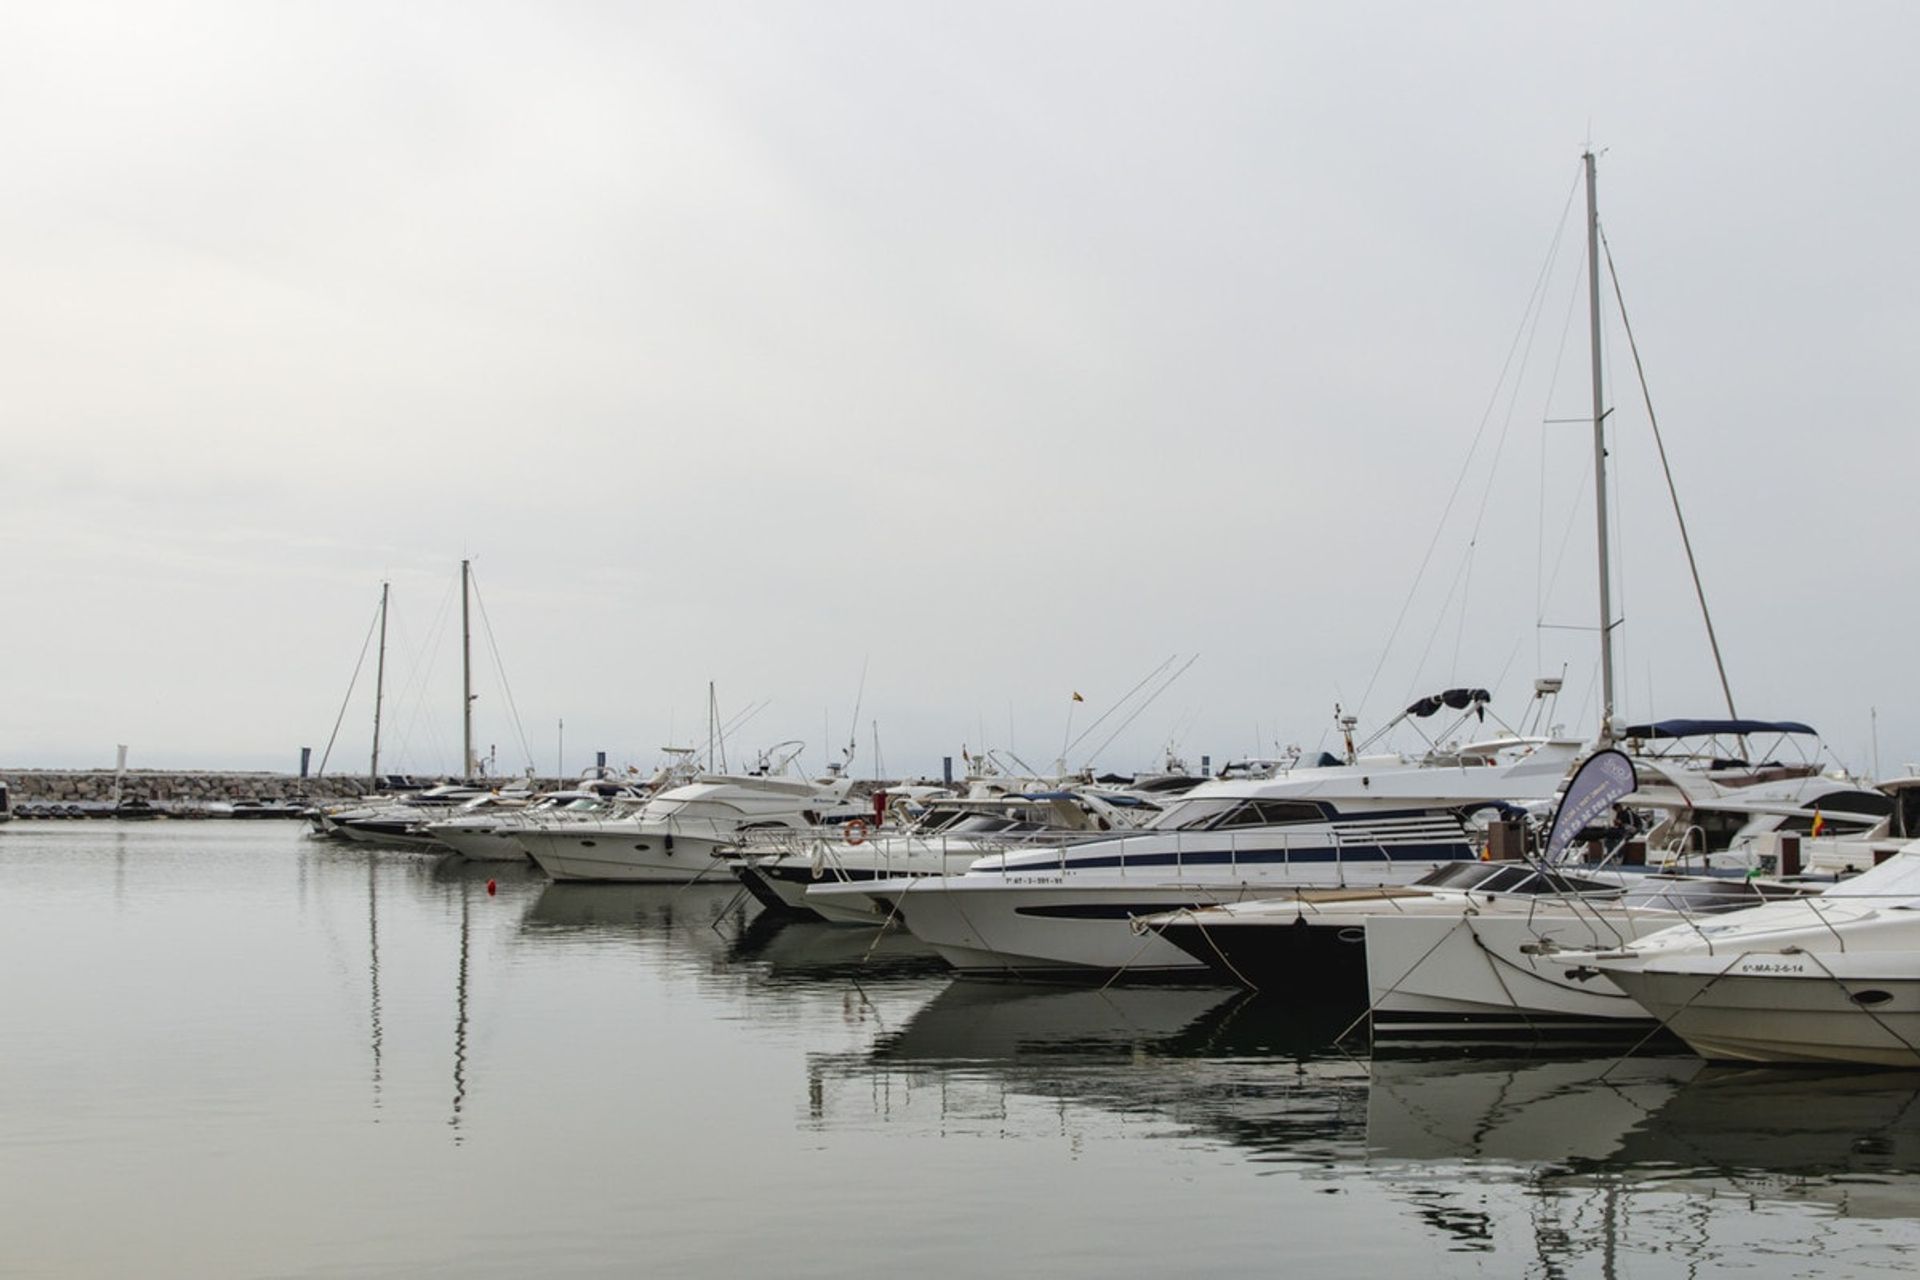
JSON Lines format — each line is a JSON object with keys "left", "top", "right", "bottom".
{"left": 1607, "top": 1065, "right": 1920, "bottom": 1219}
{"left": 728, "top": 915, "right": 949, "bottom": 983}
{"left": 521, "top": 881, "right": 751, "bottom": 938}
{"left": 519, "top": 882, "right": 951, "bottom": 992}
{"left": 818, "top": 985, "right": 1920, "bottom": 1225}
{"left": 874, "top": 980, "right": 1248, "bottom": 1062}
{"left": 811, "top": 982, "right": 1374, "bottom": 1160}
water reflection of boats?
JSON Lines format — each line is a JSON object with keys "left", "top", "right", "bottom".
{"left": 873, "top": 981, "right": 1245, "bottom": 1062}
{"left": 1369, "top": 1055, "right": 1920, "bottom": 1219}
{"left": 1366, "top": 1054, "right": 1701, "bottom": 1164}
{"left": 811, "top": 980, "right": 1371, "bottom": 1160}
{"left": 520, "top": 883, "right": 756, "bottom": 953}
{"left": 821, "top": 978, "right": 1920, "bottom": 1228}
{"left": 1607, "top": 1065, "right": 1920, "bottom": 1218}
{"left": 727, "top": 915, "right": 949, "bottom": 983}
{"left": 427, "top": 852, "right": 545, "bottom": 888}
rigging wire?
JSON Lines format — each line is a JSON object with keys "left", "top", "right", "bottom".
{"left": 315, "top": 592, "right": 384, "bottom": 777}
{"left": 1400, "top": 549, "right": 1476, "bottom": 704}
{"left": 1081, "top": 654, "right": 1200, "bottom": 768}
{"left": 1601, "top": 228, "right": 1740, "bottom": 720}
{"left": 1535, "top": 231, "right": 1593, "bottom": 674}
{"left": 1063, "top": 654, "right": 1178, "bottom": 760}
{"left": 392, "top": 575, "right": 459, "bottom": 776}
{"left": 467, "top": 567, "right": 537, "bottom": 774}
{"left": 1445, "top": 183, "right": 1580, "bottom": 696}
{"left": 1528, "top": 202, "right": 1605, "bottom": 679}
{"left": 1357, "top": 165, "right": 1584, "bottom": 725}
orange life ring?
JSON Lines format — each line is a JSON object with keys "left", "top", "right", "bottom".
{"left": 844, "top": 818, "right": 870, "bottom": 846}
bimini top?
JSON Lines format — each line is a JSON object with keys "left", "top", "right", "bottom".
{"left": 1620, "top": 718, "right": 1817, "bottom": 740}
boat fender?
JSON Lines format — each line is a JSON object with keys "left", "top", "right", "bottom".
{"left": 663, "top": 833, "right": 674, "bottom": 854}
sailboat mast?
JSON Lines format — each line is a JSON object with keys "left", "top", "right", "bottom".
{"left": 461, "top": 560, "right": 474, "bottom": 779}
{"left": 370, "top": 581, "right": 389, "bottom": 782}
{"left": 1585, "top": 151, "right": 1616, "bottom": 742}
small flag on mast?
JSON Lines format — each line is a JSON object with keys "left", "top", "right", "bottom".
{"left": 1071, "top": 691, "right": 1085, "bottom": 703}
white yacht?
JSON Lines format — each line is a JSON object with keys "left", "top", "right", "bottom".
{"left": 857, "top": 733, "right": 1585, "bottom": 977}
{"left": 1617, "top": 718, "right": 1890, "bottom": 868}
{"left": 1795, "top": 774, "right": 1920, "bottom": 875}
{"left": 1142, "top": 860, "right": 1802, "bottom": 1015}
{"left": 424, "top": 778, "right": 650, "bottom": 862}
{"left": 732, "top": 789, "right": 1160, "bottom": 923}
{"left": 314, "top": 785, "right": 500, "bottom": 848}
{"left": 1575, "top": 844, "right": 1920, "bottom": 1066}
{"left": 521, "top": 745, "right": 859, "bottom": 883}
{"left": 1350, "top": 767, "right": 1907, "bottom": 1038}
{"left": 1143, "top": 737, "right": 1843, "bottom": 1030}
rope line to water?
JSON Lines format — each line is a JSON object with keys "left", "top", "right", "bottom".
{"left": 1331, "top": 911, "right": 1468, "bottom": 1049}
{"left": 1800, "top": 949, "right": 1920, "bottom": 1062}
{"left": 1599, "top": 951, "right": 1746, "bottom": 1080}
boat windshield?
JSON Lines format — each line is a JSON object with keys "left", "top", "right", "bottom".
{"left": 1417, "top": 861, "right": 1620, "bottom": 896}
{"left": 1145, "top": 798, "right": 1240, "bottom": 831}
{"left": 914, "top": 808, "right": 973, "bottom": 833}
{"left": 1618, "top": 877, "right": 1808, "bottom": 913}
{"left": 1145, "top": 797, "right": 1326, "bottom": 831}
{"left": 943, "top": 814, "right": 1019, "bottom": 835}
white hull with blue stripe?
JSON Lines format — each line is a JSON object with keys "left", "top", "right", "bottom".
{"left": 862, "top": 736, "right": 1586, "bottom": 976}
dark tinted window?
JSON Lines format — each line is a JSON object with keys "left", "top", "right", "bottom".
{"left": 1254, "top": 801, "right": 1326, "bottom": 825}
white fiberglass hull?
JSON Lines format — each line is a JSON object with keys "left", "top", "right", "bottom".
{"left": 1363, "top": 909, "right": 1667, "bottom": 1034}
{"left": 746, "top": 845, "right": 991, "bottom": 922}
{"left": 329, "top": 819, "right": 444, "bottom": 850}
{"left": 879, "top": 850, "right": 1470, "bottom": 977}
{"left": 1600, "top": 961, "right": 1920, "bottom": 1067}
{"left": 874, "top": 879, "right": 1303, "bottom": 976}
{"left": 522, "top": 825, "right": 734, "bottom": 883}
{"left": 427, "top": 824, "right": 533, "bottom": 862}
{"left": 801, "top": 877, "right": 921, "bottom": 926}
{"left": 1573, "top": 848, "right": 1920, "bottom": 1065}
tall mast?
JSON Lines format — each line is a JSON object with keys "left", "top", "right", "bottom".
{"left": 461, "top": 559, "right": 474, "bottom": 779}
{"left": 370, "top": 581, "right": 389, "bottom": 782}
{"left": 1585, "top": 151, "right": 1616, "bottom": 743}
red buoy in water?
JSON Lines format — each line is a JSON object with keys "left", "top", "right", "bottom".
{"left": 486, "top": 879, "right": 497, "bottom": 896}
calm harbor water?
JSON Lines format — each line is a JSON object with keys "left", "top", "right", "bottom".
{"left": 3, "top": 822, "right": 1918, "bottom": 1278}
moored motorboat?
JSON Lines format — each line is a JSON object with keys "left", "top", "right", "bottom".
{"left": 521, "top": 745, "right": 860, "bottom": 883}
{"left": 734, "top": 788, "right": 1159, "bottom": 924}
{"left": 1575, "top": 844, "right": 1920, "bottom": 1066}
{"left": 424, "top": 778, "right": 652, "bottom": 862}
{"left": 859, "top": 731, "right": 1585, "bottom": 978}
{"left": 1145, "top": 747, "right": 1831, "bottom": 1030}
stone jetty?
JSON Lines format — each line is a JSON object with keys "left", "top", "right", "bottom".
{"left": 3, "top": 769, "right": 382, "bottom": 809}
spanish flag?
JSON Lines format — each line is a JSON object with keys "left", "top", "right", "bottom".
{"left": 1810, "top": 809, "right": 1826, "bottom": 838}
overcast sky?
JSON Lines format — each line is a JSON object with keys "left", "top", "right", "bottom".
{"left": 3, "top": 1, "right": 1915, "bottom": 782}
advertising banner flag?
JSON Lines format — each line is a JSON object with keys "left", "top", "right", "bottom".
{"left": 1543, "top": 748, "right": 1638, "bottom": 865}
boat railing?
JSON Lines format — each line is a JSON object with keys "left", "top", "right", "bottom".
{"left": 725, "top": 823, "right": 1104, "bottom": 876}
{"left": 1652, "top": 823, "right": 1709, "bottom": 871}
